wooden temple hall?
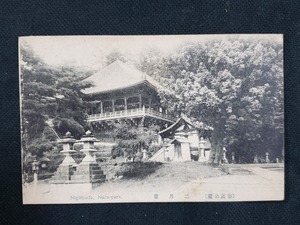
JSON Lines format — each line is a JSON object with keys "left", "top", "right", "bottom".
{"left": 82, "top": 60, "right": 175, "bottom": 141}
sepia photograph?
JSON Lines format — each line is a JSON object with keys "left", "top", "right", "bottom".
{"left": 20, "top": 34, "right": 284, "bottom": 204}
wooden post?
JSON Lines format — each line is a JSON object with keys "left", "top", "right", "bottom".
{"left": 149, "top": 98, "right": 152, "bottom": 109}
{"left": 100, "top": 101, "right": 103, "bottom": 114}
{"left": 112, "top": 99, "right": 115, "bottom": 112}
{"left": 139, "top": 93, "right": 142, "bottom": 109}
{"left": 124, "top": 96, "right": 127, "bottom": 110}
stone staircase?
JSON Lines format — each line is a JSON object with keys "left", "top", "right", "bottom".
{"left": 148, "top": 147, "right": 165, "bottom": 162}
{"left": 71, "top": 162, "right": 106, "bottom": 184}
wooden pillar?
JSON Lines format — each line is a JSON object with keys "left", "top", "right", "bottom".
{"left": 100, "top": 101, "right": 103, "bottom": 114}
{"left": 139, "top": 93, "right": 142, "bottom": 109}
{"left": 112, "top": 99, "right": 115, "bottom": 112}
{"left": 149, "top": 98, "right": 152, "bottom": 109}
{"left": 124, "top": 96, "right": 127, "bottom": 110}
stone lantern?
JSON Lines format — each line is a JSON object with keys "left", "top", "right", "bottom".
{"left": 79, "top": 130, "right": 98, "bottom": 163}
{"left": 31, "top": 159, "right": 40, "bottom": 183}
{"left": 142, "top": 149, "right": 148, "bottom": 161}
{"left": 231, "top": 152, "right": 235, "bottom": 163}
{"left": 40, "top": 155, "right": 51, "bottom": 169}
{"left": 58, "top": 131, "right": 76, "bottom": 165}
{"left": 32, "top": 159, "right": 39, "bottom": 172}
{"left": 71, "top": 130, "right": 106, "bottom": 188}
{"left": 266, "top": 152, "right": 270, "bottom": 163}
{"left": 198, "top": 137, "right": 206, "bottom": 162}
{"left": 222, "top": 147, "right": 228, "bottom": 164}
{"left": 253, "top": 154, "right": 259, "bottom": 163}
{"left": 50, "top": 132, "right": 76, "bottom": 184}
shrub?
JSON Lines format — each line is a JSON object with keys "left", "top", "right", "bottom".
{"left": 115, "top": 161, "right": 163, "bottom": 179}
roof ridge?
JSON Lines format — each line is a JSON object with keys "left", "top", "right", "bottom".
{"left": 82, "top": 60, "right": 162, "bottom": 95}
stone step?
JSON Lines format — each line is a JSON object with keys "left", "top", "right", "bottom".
{"left": 222, "top": 166, "right": 252, "bottom": 175}
{"left": 73, "top": 170, "right": 104, "bottom": 175}
{"left": 229, "top": 167, "right": 252, "bottom": 175}
{"left": 71, "top": 174, "right": 106, "bottom": 180}
{"left": 51, "top": 175, "right": 71, "bottom": 181}
{"left": 70, "top": 179, "right": 106, "bottom": 184}
{"left": 71, "top": 177, "right": 106, "bottom": 183}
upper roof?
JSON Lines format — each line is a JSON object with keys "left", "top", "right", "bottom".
{"left": 82, "top": 60, "right": 162, "bottom": 95}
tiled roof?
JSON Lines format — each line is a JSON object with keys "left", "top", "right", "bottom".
{"left": 158, "top": 114, "right": 213, "bottom": 135}
{"left": 158, "top": 117, "right": 193, "bottom": 135}
{"left": 82, "top": 60, "right": 162, "bottom": 95}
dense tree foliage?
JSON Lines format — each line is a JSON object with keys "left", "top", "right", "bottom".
{"left": 20, "top": 42, "right": 93, "bottom": 172}
{"left": 110, "top": 122, "right": 159, "bottom": 161}
{"left": 105, "top": 50, "right": 128, "bottom": 66}
{"left": 151, "top": 39, "right": 283, "bottom": 163}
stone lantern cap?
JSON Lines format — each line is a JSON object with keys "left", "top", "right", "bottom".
{"left": 58, "top": 131, "right": 77, "bottom": 144}
{"left": 39, "top": 155, "right": 51, "bottom": 162}
{"left": 199, "top": 137, "right": 206, "bottom": 144}
{"left": 80, "top": 130, "right": 98, "bottom": 143}
{"left": 61, "top": 149, "right": 76, "bottom": 153}
{"left": 32, "top": 159, "right": 40, "bottom": 165}
{"left": 79, "top": 130, "right": 98, "bottom": 153}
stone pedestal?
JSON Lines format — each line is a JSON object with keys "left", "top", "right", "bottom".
{"left": 50, "top": 131, "right": 106, "bottom": 190}
{"left": 51, "top": 165, "right": 75, "bottom": 183}
{"left": 70, "top": 131, "right": 106, "bottom": 187}
{"left": 71, "top": 163, "right": 106, "bottom": 187}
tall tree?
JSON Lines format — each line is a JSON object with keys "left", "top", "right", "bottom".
{"left": 137, "top": 48, "right": 167, "bottom": 82}
{"left": 105, "top": 50, "right": 128, "bottom": 65}
{"left": 158, "top": 39, "right": 283, "bottom": 164}
{"left": 20, "top": 42, "right": 93, "bottom": 171}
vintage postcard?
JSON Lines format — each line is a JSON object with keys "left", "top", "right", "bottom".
{"left": 20, "top": 35, "right": 284, "bottom": 204}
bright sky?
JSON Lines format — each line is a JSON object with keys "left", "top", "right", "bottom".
{"left": 20, "top": 34, "right": 283, "bottom": 70}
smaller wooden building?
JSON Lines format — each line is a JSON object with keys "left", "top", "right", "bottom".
{"left": 149, "top": 116, "right": 212, "bottom": 162}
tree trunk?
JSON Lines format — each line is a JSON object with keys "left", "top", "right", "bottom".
{"left": 209, "top": 128, "right": 224, "bottom": 165}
